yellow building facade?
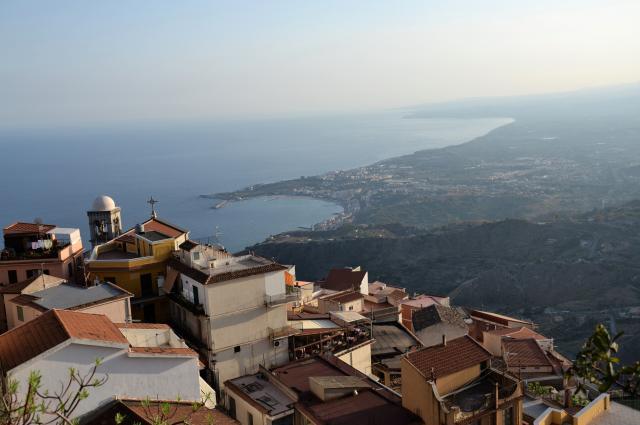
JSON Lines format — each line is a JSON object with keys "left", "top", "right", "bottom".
{"left": 85, "top": 217, "right": 188, "bottom": 322}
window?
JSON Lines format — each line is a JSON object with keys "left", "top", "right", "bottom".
{"left": 503, "top": 407, "right": 514, "bottom": 425}
{"left": 193, "top": 286, "right": 200, "bottom": 305}
{"left": 26, "top": 269, "right": 40, "bottom": 278}
{"left": 193, "top": 252, "right": 200, "bottom": 261}
{"left": 8, "top": 270, "right": 17, "bottom": 284}
{"left": 17, "top": 306, "right": 24, "bottom": 322}
{"left": 228, "top": 397, "right": 236, "bottom": 419}
{"left": 349, "top": 305, "right": 354, "bottom": 311}
{"left": 234, "top": 345, "right": 241, "bottom": 353}
{"left": 247, "top": 412, "right": 253, "bottom": 425}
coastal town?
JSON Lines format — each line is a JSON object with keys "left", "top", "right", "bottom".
{"left": 1, "top": 195, "right": 638, "bottom": 424}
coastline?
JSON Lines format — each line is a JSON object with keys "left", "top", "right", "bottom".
{"left": 200, "top": 116, "right": 514, "bottom": 232}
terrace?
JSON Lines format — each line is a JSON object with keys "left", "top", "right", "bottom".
{"left": 1, "top": 225, "right": 81, "bottom": 262}
{"left": 443, "top": 369, "right": 521, "bottom": 424}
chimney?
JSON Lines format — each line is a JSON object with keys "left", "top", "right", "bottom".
{"left": 442, "top": 334, "right": 447, "bottom": 346}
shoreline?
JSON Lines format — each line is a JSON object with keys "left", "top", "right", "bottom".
{"left": 200, "top": 116, "right": 514, "bottom": 232}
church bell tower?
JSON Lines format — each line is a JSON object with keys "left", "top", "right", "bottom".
{"left": 87, "top": 195, "right": 122, "bottom": 247}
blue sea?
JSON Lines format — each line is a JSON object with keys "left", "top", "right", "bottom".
{"left": 0, "top": 113, "right": 510, "bottom": 252}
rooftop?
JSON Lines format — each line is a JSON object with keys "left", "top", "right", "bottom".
{"left": 323, "top": 290, "right": 364, "bottom": 304}
{"left": 82, "top": 399, "right": 239, "bottom": 425}
{"left": 371, "top": 322, "right": 421, "bottom": 357}
{"left": 13, "top": 282, "right": 131, "bottom": 311}
{"left": 502, "top": 338, "right": 552, "bottom": 368}
{"left": 0, "top": 309, "right": 128, "bottom": 372}
{"left": 225, "top": 373, "right": 295, "bottom": 417}
{"left": 442, "top": 369, "right": 519, "bottom": 416}
{"left": 3, "top": 222, "right": 56, "bottom": 235}
{"left": 488, "top": 326, "right": 549, "bottom": 341}
{"left": 400, "top": 294, "right": 448, "bottom": 309}
{"left": 470, "top": 309, "right": 534, "bottom": 327}
{"left": 412, "top": 304, "right": 468, "bottom": 332}
{"left": 0, "top": 273, "right": 65, "bottom": 294}
{"left": 179, "top": 239, "right": 200, "bottom": 252}
{"left": 271, "top": 355, "right": 419, "bottom": 425}
{"left": 321, "top": 268, "right": 367, "bottom": 292}
{"left": 405, "top": 335, "right": 492, "bottom": 380}
{"left": 168, "top": 255, "right": 287, "bottom": 285}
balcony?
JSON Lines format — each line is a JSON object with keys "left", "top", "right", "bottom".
{"left": 168, "top": 292, "right": 206, "bottom": 316}
{"left": 443, "top": 370, "right": 521, "bottom": 424}
{"left": 265, "top": 287, "right": 300, "bottom": 307}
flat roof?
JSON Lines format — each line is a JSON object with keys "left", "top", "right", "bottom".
{"left": 330, "top": 311, "right": 368, "bottom": 323}
{"left": 139, "top": 230, "right": 171, "bottom": 242}
{"left": 226, "top": 374, "right": 294, "bottom": 417}
{"left": 27, "top": 282, "right": 130, "bottom": 310}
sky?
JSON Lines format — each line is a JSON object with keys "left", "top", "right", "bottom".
{"left": 1, "top": 0, "right": 639, "bottom": 127}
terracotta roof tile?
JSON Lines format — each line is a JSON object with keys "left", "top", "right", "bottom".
{"left": 0, "top": 310, "right": 128, "bottom": 372}
{"left": 115, "top": 233, "right": 136, "bottom": 244}
{"left": 324, "top": 291, "right": 364, "bottom": 304}
{"left": 85, "top": 399, "right": 240, "bottom": 425}
{"left": 488, "top": 326, "right": 548, "bottom": 341}
{"left": 502, "top": 338, "right": 552, "bottom": 368}
{"left": 470, "top": 309, "right": 534, "bottom": 327}
{"left": 321, "top": 269, "right": 367, "bottom": 292}
{"left": 141, "top": 217, "right": 187, "bottom": 238}
{"left": 3, "top": 222, "right": 56, "bottom": 235}
{"left": 405, "top": 335, "right": 492, "bottom": 380}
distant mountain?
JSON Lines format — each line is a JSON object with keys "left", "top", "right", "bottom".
{"left": 407, "top": 82, "right": 640, "bottom": 120}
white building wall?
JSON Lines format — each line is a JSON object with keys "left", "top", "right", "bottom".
{"left": 9, "top": 342, "right": 201, "bottom": 419}
{"left": 214, "top": 338, "right": 289, "bottom": 392}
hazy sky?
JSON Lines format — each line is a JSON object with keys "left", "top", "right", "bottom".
{"left": 1, "top": 0, "right": 638, "bottom": 126}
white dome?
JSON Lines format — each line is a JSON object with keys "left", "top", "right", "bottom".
{"left": 91, "top": 195, "right": 117, "bottom": 211}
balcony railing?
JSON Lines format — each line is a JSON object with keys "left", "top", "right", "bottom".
{"left": 265, "top": 288, "right": 300, "bottom": 307}
{"left": 0, "top": 242, "right": 71, "bottom": 261}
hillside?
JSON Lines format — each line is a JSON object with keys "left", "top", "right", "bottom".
{"left": 251, "top": 202, "right": 640, "bottom": 362}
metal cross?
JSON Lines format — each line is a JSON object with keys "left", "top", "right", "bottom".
{"left": 147, "top": 196, "right": 159, "bottom": 218}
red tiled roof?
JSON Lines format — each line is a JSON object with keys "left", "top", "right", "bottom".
{"left": 488, "top": 326, "right": 548, "bottom": 341}
{"left": 502, "top": 338, "right": 552, "bottom": 368}
{"left": 86, "top": 399, "right": 239, "bottom": 425}
{"left": 142, "top": 217, "right": 187, "bottom": 238}
{"left": 115, "top": 233, "right": 136, "bottom": 244}
{"left": 321, "top": 269, "right": 367, "bottom": 292}
{"left": 405, "top": 335, "right": 492, "bottom": 380}
{"left": 272, "top": 355, "right": 419, "bottom": 425}
{"left": 324, "top": 291, "right": 364, "bottom": 304}
{"left": 3, "top": 222, "right": 56, "bottom": 235}
{"left": 0, "top": 310, "right": 127, "bottom": 372}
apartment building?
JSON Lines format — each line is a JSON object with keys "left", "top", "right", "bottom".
{"left": 0, "top": 222, "right": 84, "bottom": 286}
{"left": 0, "top": 310, "right": 211, "bottom": 420}
{"left": 0, "top": 273, "right": 131, "bottom": 330}
{"left": 166, "top": 240, "right": 298, "bottom": 393}
{"left": 402, "top": 335, "right": 523, "bottom": 425}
